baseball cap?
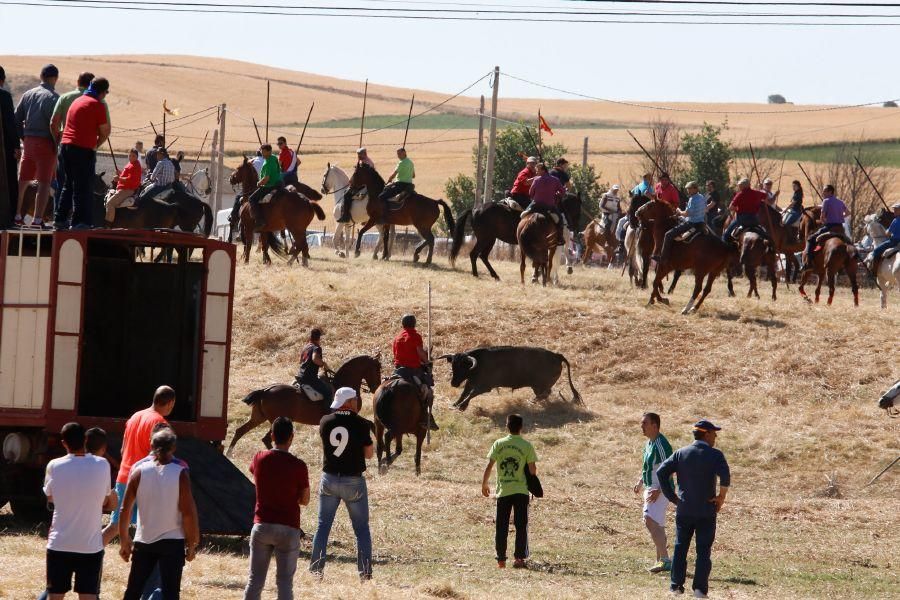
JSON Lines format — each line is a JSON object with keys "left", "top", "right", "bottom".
{"left": 693, "top": 419, "right": 722, "bottom": 432}
{"left": 611, "top": 184, "right": 621, "bottom": 191}
{"left": 40, "top": 64, "right": 59, "bottom": 79}
{"left": 738, "top": 177, "right": 750, "bottom": 185}
{"left": 357, "top": 147, "right": 367, "bottom": 154}
{"left": 526, "top": 156, "right": 538, "bottom": 164}
{"left": 891, "top": 202, "right": 900, "bottom": 210}
{"left": 330, "top": 387, "right": 357, "bottom": 410}
{"left": 763, "top": 178, "right": 774, "bottom": 185}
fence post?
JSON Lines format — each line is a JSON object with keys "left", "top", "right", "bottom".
{"left": 209, "top": 129, "right": 219, "bottom": 214}
{"left": 475, "top": 95, "right": 485, "bottom": 207}
{"left": 582, "top": 137, "right": 588, "bottom": 167}
{"left": 215, "top": 103, "right": 227, "bottom": 214}
{"left": 483, "top": 66, "right": 500, "bottom": 205}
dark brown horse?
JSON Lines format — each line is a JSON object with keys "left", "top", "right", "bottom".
{"left": 225, "top": 354, "right": 382, "bottom": 455}
{"left": 517, "top": 211, "right": 557, "bottom": 286}
{"left": 648, "top": 225, "right": 738, "bottom": 313}
{"left": 721, "top": 212, "right": 779, "bottom": 300}
{"left": 627, "top": 194, "right": 662, "bottom": 288}
{"left": 372, "top": 379, "right": 426, "bottom": 475}
{"left": 449, "top": 201, "right": 520, "bottom": 279}
{"left": 347, "top": 163, "right": 455, "bottom": 264}
{"left": 231, "top": 158, "right": 326, "bottom": 266}
{"left": 798, "top": 235, "right": 860, "bottom": 306}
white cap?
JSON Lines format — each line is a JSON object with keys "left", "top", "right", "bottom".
{"left": 330, "top": 387, "right": 357, "bottom": 410}
{"left": 763, "top": 178, "right": 773, "bottom": 185}
{"left": 526, "top": 156, "right": 538, "bottom": 164}
{"left": 611, "top": 184, "right": 620, "bottom": 191}
{"left": 892, "top": 202, "right": 900, "bottom": 210}
{"left": 357, "top": 147, "right": 367, "bottom": 154}
{"left": 738, "top": 177, "right": 750, "bottom": 185}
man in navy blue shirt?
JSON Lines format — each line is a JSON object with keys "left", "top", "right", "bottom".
{"left": 657, "top": 420, "right": 730, "bottom": 598}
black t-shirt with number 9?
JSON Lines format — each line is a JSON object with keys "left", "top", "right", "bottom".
{"left": 318, "top": 411, "right": 373, "bottom": 475}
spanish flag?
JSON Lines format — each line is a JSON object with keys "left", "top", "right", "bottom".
{"left": 163, "top": 99, "right": 179, "bottom": 117}
{"left": 539, "top": 114, "right": 553, "bottom": 136}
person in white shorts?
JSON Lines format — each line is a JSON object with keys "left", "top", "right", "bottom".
{"left": 633, "top": 412, "right": 674, "bottom": 573}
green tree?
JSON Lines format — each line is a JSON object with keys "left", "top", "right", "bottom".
{"left": 476, "top": 124, "right": 568, "bottom": 201}
{"left": 442, "top": 173, "right": 475, "bottom": 234}
{"left": 569, "top": 163, "right": 604, "bottom": 217}
{"left": 681, "top": 122, "right": 733, "bottom": 193}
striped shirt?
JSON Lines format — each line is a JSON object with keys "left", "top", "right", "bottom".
{"left": 149, "top": 158, "right": 175, "bottom": 186}
{"left": 641, "top": 433, "right": 673, "bottom": 488}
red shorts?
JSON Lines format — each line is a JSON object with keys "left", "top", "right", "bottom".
{"left": 19, "top": 136, "right": 57, "bottom": 183}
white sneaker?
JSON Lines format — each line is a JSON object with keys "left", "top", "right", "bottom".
{"left": 693, "top": 591, "right": 708, "bottom": 598}
{"left": 670, "top": 589, "right": 684, "bottom": 596}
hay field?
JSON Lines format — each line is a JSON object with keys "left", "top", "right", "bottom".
{"left": 5, "top": 55, "right": 900, "bottom": 201}
{"left": 1, "top": 248, "right": 898, "bottom": 599}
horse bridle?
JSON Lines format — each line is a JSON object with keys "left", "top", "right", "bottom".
{"left": 321, "top": 166, "right": 352, "bottom": 196}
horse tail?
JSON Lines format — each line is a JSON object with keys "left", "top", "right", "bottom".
{"left": 201, "top": 201, "right": 213, "bottom": 237}
{"left": 449, "top": 208, "right": 471, "bottom": 266}
{"left": 266, "top": 232, "right": 287, "bottom": 256}
{"left": 374, "top": 384, "right": 395, "bottom": 431}
{"left": 311, "top": 201, "right": 327, "bottom": 221}
{"left": 242, "top": 388, "right": 265, "bottom": 406}
{"left": 437, "top": 199, "right": 456, "bottom": 235}
{"left": 559, "top": 354, "right": 582, "bottom": 404}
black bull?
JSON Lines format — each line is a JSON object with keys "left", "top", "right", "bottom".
{"left": 436, "top": 346, "right": 582, "bottom": 410}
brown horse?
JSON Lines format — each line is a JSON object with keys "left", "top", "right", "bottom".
{"left": 225, "top": 354, "right": 382, "bottom": 455}
{"left": 346, "top": 163, "right": 455, "bottom": 264}
{"left": 449, "top": 201, "right": 521, "bottom": 279}
{"left": 630, "top": 196, "right": 672, "bottom": 288}
{"left": 517, "top": 211, "right": 558, "bottom": 286}
{"left": 720, "top": 212, "right": 779, "bottom": 300}
{"left": 649, "top": 226, "right": 738, "bottom": 313}
{"left": 372, "top": 379, "right": 426, "bottom": 475}
{"left": 231, "top": 158, "right": 326, "bottom": 266}
{"left": 798, "top": 236, "right": 860, "bottom": 306}
{"left": 581, "top": 218, "right": 617, "bottom": 266}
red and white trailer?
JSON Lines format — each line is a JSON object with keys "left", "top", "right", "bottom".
{"left": 0, "top": 229, "right": 253, "bottom": 534}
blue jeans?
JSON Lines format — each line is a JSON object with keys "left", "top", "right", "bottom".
{"left": 722, "top": 213, "right": 759, "bottom": 242}
{"left": 310, "top": 473, "right": 372, "bottom": 578}
{"left": 872, "top": 238, "right": 899, "bottom": 261}
{"left": 670, "top": 513, "right": 716, "bottom": 595}
{"left": 244, "top": 523, "right": 301, "bottom": 600}
{"left": 108, "top": 482, "right": 161, "bottom": 599}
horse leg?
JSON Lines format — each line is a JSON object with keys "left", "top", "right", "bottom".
{"left": 414, "top": 431, "right": 425, "bottom": 477}
{"left": 814, "top": 273, "right": 823, "bottom": 303}
{"left": 376, "top": 421, "right": 386, "bottom": 473}
{"left": 414, "top": 226, "right": 435, "bottom": 265}
{"left": 667, "top": 270, "right": 682, "bottom": 295}
{"left": 381, "top": 225, "right": 392, "bottom": 261}
{"left": 482, "top": 240, "right": 500, "bottom": 280}
{"left": 391, "top": 434, "right": 403, "bottom": 464}
{"left": 298, "top": 231, "right": 310, "bottom": 268}
{"left": 355, "top": 219, "right": 375, "bottom": 258}
{"left": 682, "top": 273, "right": 704, "bottom": 315}
{"left": 225, "top": 404, "right": 267, "bottom": 457}
{"left": 849, "top": 265, "right": 860, "bottom": 307}
{"left": 519, "top": 248, "right": 527, "bottom": 284}
{"left": 769, "top": 259, "right": 778, "bottom": 301}
{"left": 692, "top": 272, "right": 719, "bottom": 313}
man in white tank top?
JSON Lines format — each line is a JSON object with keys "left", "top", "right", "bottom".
{"left": 118, "top": 429, "right": 200, "bottom": 600}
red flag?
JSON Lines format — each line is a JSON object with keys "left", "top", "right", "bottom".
{"left": 539, "top": 114, "right": 554, "bottom": 136}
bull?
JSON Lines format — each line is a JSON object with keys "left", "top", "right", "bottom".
{"left": 436, "top": 346, "right": 582, "bottom": 411}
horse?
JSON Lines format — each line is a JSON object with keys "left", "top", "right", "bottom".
{"left": 99, "top": 181, "right": 214, "bottom": 236}
{"left": 231, "top": 157, "right": 326, "bottom": 266}
{"left": 624, "top": 193, "right": 654, "bottom": 287}
{"left": 347, "top": 163, "right": 455, "bottom": 264}
{"left": 553, "top": 193, "right": 584, "bottom": 283}
{"left": 186, "top": 168, "right": 212, "bottom": 198}
{"left": 720, "top": 212, "right": 778, "bottom": 300}
{"left": 865, "top": 213, "right": 900, "bottom": 309}
{"left": 449, "top": 201, "right": 521, "bottom": 279}
{"left": 515, "top": 194, "right": 583, "bottom": 286}
{"left": 320, "top": 163, "right": 393, "bottom": 259}
{"left": 798, "top": 235, "right": 860, "bottom": 306}
{"left": 879, "top": 379, "right": 900, "bottom": 416}
{"left": 647, "top": 223, "right": 738, "bottom": 314}
{"left": 225, "top": 354, "right": 382, "bottom": 456}
{"left": 372, "top": 379, "right": 427, "bottom": 475}
{"left": 581, "top": 218, "right": 618, "bottom": 267}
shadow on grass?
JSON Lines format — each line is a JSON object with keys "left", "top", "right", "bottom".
{"left": 473, "top": 397, "right": 596, "bottom": 429}
{"left": 0, "top": 511, "right": 48, "bottom": 536}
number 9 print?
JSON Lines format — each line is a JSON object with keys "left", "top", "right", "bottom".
{"left": 330, "top": 426, "right": 349, "bottom": 457}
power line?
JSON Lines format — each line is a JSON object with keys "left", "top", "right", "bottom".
{"left": 565, "top": 0, "right": 900, "bottom": 7}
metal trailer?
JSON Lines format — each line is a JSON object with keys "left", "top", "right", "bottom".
{"left": 0, "top": 228, "right": 254, "bottom": 534}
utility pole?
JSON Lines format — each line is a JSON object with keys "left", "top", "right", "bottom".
{"left": 215, "top": 103, "right": 227, "bottom": 215}
{"left": 209, "top": 128, "right": 219, "bottom": 212}
{"left": 483, "top": 66, "right": 500, "bottom": 205}
{"left": 475, "top": 95, "right": 485, "bottom": 207}
{"left": 265, "top": 80, "right": 270, "bottom": 144}
{"left": 0, "top": 115, "right": 9, "bottom": 226}
{"left": 582, "top": 137, "right": 589, "bottom": 167}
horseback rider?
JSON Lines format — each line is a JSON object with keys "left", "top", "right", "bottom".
{"left": 655, "top": 173, "right": 680, "bottom": 212}
{"left": 104, "top": 148, "right": 142, "bottom": 226}
{"left": 632, "top": 173, "right": 655, "bottom": 199}
{"left": 277, "top": 136, "right": 299, "bottom": 186}
{"left": 379, "top": 147, "right": 415, "bottom": 222}
{"left": 658, "top": 181, "right": 709, "bottom": 266}
{"left": 356, "top": 147, "right": 375, "bottom": 170}
{"left": 800, "top": 184, "right": 848, "bottom": 272}
{"left": 600, "top": 184, "right": 623, "bottom": 240}
{"left": 295, "top": 328, "right": 334, "bottom": 403}
{"left": 781, "top": 181, "right": 805, "bottom": 242}
{"left": 549, "top": 157, "right": 575, "bottom": 192}
{"left": 525, "top": 162, "right": 567, "bottom": 246}
{"left": 705, "top": 180, "right": 724, "bottom": 233}
{"left": 762, "top": 178, "right": 779, "bottom": 208}
{"left": 137, "top": 147, "right": 175, "bottom": 204}
{"left": 247, "top": 143, "right": 283, "bottom": 231}
{"left": 392, "top": 314, "right": 438, "bottom": 431}
{"left": 866, "top": 202, "right": 900, "bottom": 271}
{"left": 509, "top": 156, "right": 538, "bottom": 209}
{"left": 722, "top": 177, "right": 768, "bottom": 245}
{"left": 145, "top": 134, "right": 165, "bottom": 177}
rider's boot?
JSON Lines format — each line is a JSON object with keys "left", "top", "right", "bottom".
{"left": 250, "top": 202, "right": 267, "bottom": 232}
{"left": 337, "top": 199, "right": 352, "bottom": 223}
{"left": 420, "top": 387, "right": 438, "bottom": 431}
{"left": 556, "top": 223, "right": 565, "bottom": 246}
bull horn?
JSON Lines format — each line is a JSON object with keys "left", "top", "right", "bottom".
{"left": 433, "top": 354, "right": 453, "bottom": 362}
{"left": 468, "top": 355, "right": 477, "bottom": 369}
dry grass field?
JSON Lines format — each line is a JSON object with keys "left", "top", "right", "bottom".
{"left": 1, "top": 246, "right": 898, "bottom": 599}
{"left": 5, "top": 55, "right": 900, "bottom": 201}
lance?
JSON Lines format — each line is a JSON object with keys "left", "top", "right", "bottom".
{"left": 402, "top": 95, "right": 415, "bottom": 149}
{"left": 295, "top": 102, "right": 315, "bottom": 155}
{"left": 251, "top": 118, "right": 263, "bottom": 146}
{"left": 359, "top": 79, "right": 368, "bottom": 149}
{"left": 107, "top": 139, "right": 119, "bottom": 174}
{"left": 854, "top": 156, "right": 891, "bottom": 212}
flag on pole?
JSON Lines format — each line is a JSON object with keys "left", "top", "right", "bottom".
{"left": 539, "top": 114, "right": 554, "bottom": 136}
{"left": 163, "top": 100, "right": 179, "bottom": 117}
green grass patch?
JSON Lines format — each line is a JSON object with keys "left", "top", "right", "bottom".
{"left": 305, "top": 113, "right": 634, "bottom": 131}
{"left": 749, "top": 139, "right": 900, "bottom": 167}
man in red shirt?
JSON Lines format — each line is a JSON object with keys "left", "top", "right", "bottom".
{"left": 104, "top": 148, "right": 141, "bottom": 226}
{"left": 392, "top": 314, "right": 437, "bottom": 431}
{"left": 59, "top": 77, "right": 110, "bottom": 229}
{"left": 509, "top": 156, "right": 538, "bottom": 209}
{"left": 276, "top": 136, "right": 299, "bottom": 186}
{"left": 243, "top": 416, "right": 309, "bottom": 600}
{"left": 655, "top": 172, "right": 680, "bottom": 212}
{"left": 722, "top": 177, "right": 769, "bottom": 244}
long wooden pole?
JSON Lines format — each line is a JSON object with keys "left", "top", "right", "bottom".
{"left": 483, "top": 66, "right": 500, "bottom": 204}
{"left": 475, "top": 95, "right": 485, "bottom": 207}
{"left": 626, "top": 129, "right": 664, "bottom": 174}
{"left": 854, "top": 156, "right": 891, "bottom": 212}
{"left": 215, "top": 104, "right": 227, "bottom": 214}
{"left": 748, "top": 143, "right": 764, "bottom": 188}
{"left": 426, "top": 281, "right": 432, "bottom": 445}
{"left": 537, "top": 107, "right": 543, "bottom": 160}
{"left": 295, "top": 102, "right": 315, "bottom": 155}
{"left": 150, "top": 121, "right": 159, "bottom": 137}
{"left": 251, "top": 118, "right": 263, "bottom": 146}
{"left": 265, "top": 80, "right": 270, "bottom": 144}
{"left": 866, "top": 455, "right": 900, "bottom": 486}
{"left": 582, "top": 137, "right": 589, "bottom": 167}
{"left": 107, "top": 139, "right": 119, "bottom": 173}
{"left": 190, "top": 130, "right": 210, "bottom": 174}
{"left": 402, "top": 94, "right": 415, "bottom": 148}
{"left": 797, "top": 163, "right": 824, "bottom": 202}
{"left": 359, "top": 79, "right": 368, "bottom": 149}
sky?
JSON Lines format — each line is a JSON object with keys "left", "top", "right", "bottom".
{"left": 1, "top": 0, "right": 898, "bottom": 106}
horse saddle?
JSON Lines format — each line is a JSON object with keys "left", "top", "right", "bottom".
{"left": 675, "top": 224, "right": 710, "bottom": 243}
{"left": 104, "top": 190, "right": 137, "bottom": 209}
{"left": 732, "top": 224, "right": 767, "bottom": 240}
{"left": 259, "top": 188, "right": 282, "bottom": 204}
{"left": 499, "top": 197, "right": 525, "bottom": 212}
{"left": 521, "top": 206, "right": 560, "bottom": 224}
{"left": 384, "top": 374, "right": 429, "bottom": 401}
{"left": 814, "top": 231, "right": 850, "bottom": 245}
{"left": 386, "top": 188, "right": 414, "bottom": 207}
{"left": 884, "top": 246, "right": 900, "bottom": 260}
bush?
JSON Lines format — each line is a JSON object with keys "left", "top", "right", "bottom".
{"left": 681, "top": 122, "right": 733, "bottom": 193}
{"left": 767, "top": 94, "right": 787, "bottom": 105}
{"left": 442, "top": 174, "right": 475, "bottom": 235}
{"left": 884, "top": 101, "right": 898, "bottom": 108}
{"left": 569, "top": 163, "right": 604, "bottom": 217}
{"left": 477, "top": 124, "right": 567, "bottom": 201}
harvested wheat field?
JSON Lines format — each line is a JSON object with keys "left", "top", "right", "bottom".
{"left": 1, "top": 247, "right": 897, "bottom": 599}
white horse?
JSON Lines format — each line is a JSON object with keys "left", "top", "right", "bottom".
{"left": 864, "top": 214, "right": 900, "bottom": 309}
{"left": 319, "top": 163, "right": 393, "bottom": 259}
{"left": 186, "top": 168, "right": 212, "bottom": 198}
{"left": 552, "top": 227, "right": 574, "bottom": 285}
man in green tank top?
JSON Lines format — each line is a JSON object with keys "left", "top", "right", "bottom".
{"left": 378, "top": 147, "right": 415, "bottom": 223}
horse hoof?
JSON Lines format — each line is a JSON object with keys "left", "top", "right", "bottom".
{"left": 660, "top": 298, "right": 670, "bottom": 306}
{"left": 567, "top": 266, "right": 573, "bottom": 275}
{"left": 337, "top": 251, "right": 346, "bottom": 259}
{"left": 354, "top": 251, "right": 361, "bottom": 258}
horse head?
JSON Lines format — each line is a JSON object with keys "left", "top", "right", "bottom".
{"left": 561, "top": 192, "right": 583, "bottom": 233}
{"left": 321, "top": 163, "right": 332, "bottom": 195}
{"left": 877, "top": 207, "right": 893, "bottom": 229}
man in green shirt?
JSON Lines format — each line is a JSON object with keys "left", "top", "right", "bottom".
{"left": 632, "top": 411, "right": 674, "bottom": 574}
{"left": 247, "top": 143, "right": 283, "bottom": 230}
{"left": 377, "top": 147, "right": 415, "bottom": 223}
{"left": 481, "top": 414, "right": 537, "bottom": 569}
